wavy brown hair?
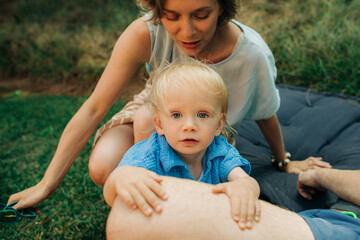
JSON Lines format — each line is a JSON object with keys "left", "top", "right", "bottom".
{"left": 135, "top": 0, "right": 240, "bottom": 27}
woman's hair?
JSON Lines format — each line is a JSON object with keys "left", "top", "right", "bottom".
{"left": 135, "top": 0, "right": 240, "bottom": 27}
{"left": 148, "top": 61, "right": 235, "bottom": 137}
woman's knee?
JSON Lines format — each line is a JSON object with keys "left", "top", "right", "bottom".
{"left": 133, "top": 105, "right": 155, "bottom": 143}
{"left": 89, "top": 124, "right": 134, "bottom": 186}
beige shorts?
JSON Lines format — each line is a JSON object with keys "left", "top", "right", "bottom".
{"left": 93, "top": 82, "right": 151, "bottom": 148}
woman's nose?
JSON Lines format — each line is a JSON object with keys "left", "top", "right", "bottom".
{"left": 181, "top": 18, "right": 196, "bottom": 39}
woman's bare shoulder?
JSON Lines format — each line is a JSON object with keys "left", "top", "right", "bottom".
{"left": 113, "top": 16, "right": 151, "bottom": 63}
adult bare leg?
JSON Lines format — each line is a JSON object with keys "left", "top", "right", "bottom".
{"left": 133, "top": 104, "right": 155, "bottom": 144}
{"left": 106, "top": 177, "right": 314, "bottom": 240}
{"left": 89, "top": 124, "right": 134, "bottom": 186}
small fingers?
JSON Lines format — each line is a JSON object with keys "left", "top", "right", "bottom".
{"left": 148, "top": 171, "right": 163, "bottom": 183}
{"left": 230, "top": 196, "right": 241, "bottom": 223}
{"left": 245, "top": 197, "right": 256, "bottom": 230}
{"left": 238, "top": 197, "right": 248, "bottom": 230}
{"left": 118, "top": 189, "right": 137, "bottom": 210}
{"left": 255, "top": 200, "right": 261, "bottom": 222}
{"left": 147, "top": 178, "right": 168, "bottom": 201}
{"left": 137, "top": 182, "right": 163, "bottom": 213}
{"left": 212, "top": 183, "right": 226, "bottom": 194}
{"left": 129, "top": 187, "right": 153, "bottom": 217}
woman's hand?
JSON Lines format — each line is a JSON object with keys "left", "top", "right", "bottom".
{"left": 109, "top": 166, "right": 168, "bottom": 217}
{"left": 212, "top": 177, "right": 261, "bottom": 230}
{"left": 7, "top": 181, "right": 53, "bottom": 214}
{"left": 284, "top": 157, "right": 332, "bottom": 174}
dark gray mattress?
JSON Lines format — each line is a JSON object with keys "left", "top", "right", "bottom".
{"left": 235, "top": 85, "right": 360, "bottom": 212}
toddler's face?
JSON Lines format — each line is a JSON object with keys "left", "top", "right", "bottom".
{"left": 154, "top": 85, "right": 225, "bottom": 160}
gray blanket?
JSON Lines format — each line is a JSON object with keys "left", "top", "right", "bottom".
{"left": 235, "top": 85, "right": 360, "bottom": 212}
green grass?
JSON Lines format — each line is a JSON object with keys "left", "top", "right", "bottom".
{"left": 240, "top": 0, "right": 360, "bottom": 96}
{"left": 0, "top": 93, "right": 126, "bottom": 239}
{"left": 0, "top": 0, "right": 359, "bottom": 95}
{"left": 0, "top": 0, "right": 139, "bottom": 88}
{"left": 0, "top": 0, "right": 359, "bottom": 238}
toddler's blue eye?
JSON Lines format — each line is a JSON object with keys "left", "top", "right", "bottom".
{"left": 171, "top": 113, "right": 182, "bottom": 119}
{"left": 198, "top": 113, "right": 208, "bottom": 119}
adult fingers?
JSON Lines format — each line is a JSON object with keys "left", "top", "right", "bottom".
{"left": 312, "top": 160, "right": 332, "bottom": 168}
{"left": 7, "top": 193, "right": 20, "bottom": 206}
{"left": 298, "top": 188, "right": 312, "bottom": 200}
{"left": 31, "top": 207, "right": 41, "bottom": 215}
{"left": 8, "top": 191, "right": 40, "bottom": 211}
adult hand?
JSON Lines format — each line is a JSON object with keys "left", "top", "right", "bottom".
{"left": 212, "top": 177, "right": 261, "bottom": 230}
{"left": 284, "top": 157, "right": 331, "bottom": 174}
{"left": 7, "top": 181, "right": 52, "bottom": 214}
{"left": 297, "top": 169, "right": 326, "bottom": 200}
{"left": 112, "top": 166, "right": 168, "bottom": 217}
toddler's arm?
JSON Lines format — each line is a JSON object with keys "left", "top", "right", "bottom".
{"left": 103, "top": 166, "right": 168, "bottom": 216}
{"left": 212, "top": 167, "right": 260, "bottom": 230}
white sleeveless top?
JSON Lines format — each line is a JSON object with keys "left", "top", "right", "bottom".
{"left": 146, "top": 18, "right": 280, "bottom": 129}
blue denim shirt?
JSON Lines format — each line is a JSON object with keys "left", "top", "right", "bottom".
{"left": 117, "top": 132, "right": 251, "bottom": 184}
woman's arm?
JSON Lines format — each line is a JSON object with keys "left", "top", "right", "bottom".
{"left": 256, "top": 114, "right": 331, "bottom": 173}
{"left": 255, "top": 114, "right": 285, "bottom": 164}
{"left": 7, "top": 17, "right": 152, "bottom": 210}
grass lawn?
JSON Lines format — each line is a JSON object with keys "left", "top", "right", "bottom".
{"left": 1, "top": 0, "right": 359, "bottom": 239}
{"left": 0, "top": 92, "right": 126, "bottom": 239}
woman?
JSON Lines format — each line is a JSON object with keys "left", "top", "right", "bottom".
{"left": 8, "top": 0, "right": 329, "bottom": 211}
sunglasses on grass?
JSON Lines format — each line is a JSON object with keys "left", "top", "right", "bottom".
{"left": 0, "top": 201, "right": 36, "bottom": 224}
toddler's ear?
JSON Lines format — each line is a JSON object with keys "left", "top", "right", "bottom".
{"left": 153, "top": 115, "right": 165, "bottom": 135}
{"left": 215, "top": 114, "right": 226, "bottom": 136}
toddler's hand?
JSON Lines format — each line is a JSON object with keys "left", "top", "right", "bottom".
{"left": 113, "top": 166, "right": 168, "bottom": 216}
{"left": 212, "top": 177, "right": 260, "bottom": 230}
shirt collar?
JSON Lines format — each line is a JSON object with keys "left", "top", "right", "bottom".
{"left": 205, "top": 136, "right": 229, "bottom": 161}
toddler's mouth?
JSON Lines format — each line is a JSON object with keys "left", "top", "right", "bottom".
{"left": 182, "top": 138, "right": 199, "bottom": 142}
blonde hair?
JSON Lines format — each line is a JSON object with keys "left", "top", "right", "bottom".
{"left": 135, "top": 0, "right": 241, "bottom": 27}
{"left": 148, "top": 61, "right": 235, "bottom": 137}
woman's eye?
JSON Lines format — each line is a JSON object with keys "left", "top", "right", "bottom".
{"left": 195, "top": 12, "right": 209, "bottom": 19}
{"left": 198, "top": 113, "right": 209, "bottom": 119}
{"left": 171, "top": 113, "right": 182, "bottom": 119}
{"left": 164, "top": 12, "right": 179, "bottom": 21}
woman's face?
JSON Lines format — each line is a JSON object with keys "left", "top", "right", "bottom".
{"left": 160, "top": 0, "right": 222, "bottom": 59}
